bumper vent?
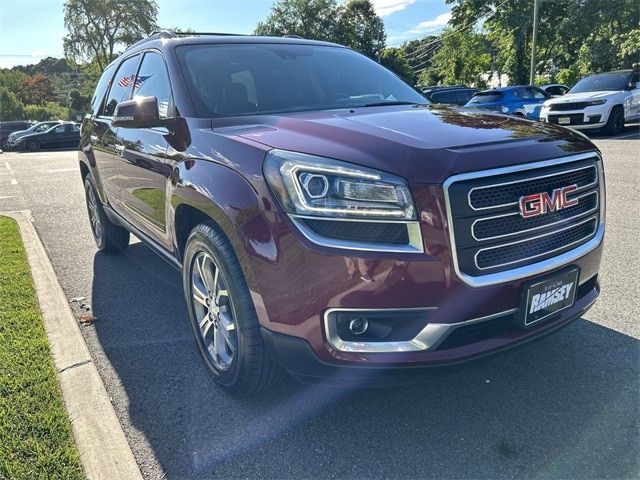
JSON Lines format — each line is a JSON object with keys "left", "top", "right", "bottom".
{"left": 301, "top": 218, "right": 410, "bottom": 245}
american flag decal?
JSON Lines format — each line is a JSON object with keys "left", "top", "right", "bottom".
{"left": 117, "top": 75, "right": 151, "bottom": 89}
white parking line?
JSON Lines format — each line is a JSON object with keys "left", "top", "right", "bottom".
{"left": 4, "top": 161, "right": 10, "bottom": 170}
{"left": 46, "top": 168, "right": 78, "bottom": 173}
{"left": 10, "top": 178, "right": 18, "bottom": 185}
{"left": 0, "top": 196, "right": 16, "bottom": 200}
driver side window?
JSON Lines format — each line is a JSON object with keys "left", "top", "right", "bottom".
{"left": 102, "top": 54, "right": 141, "bottom": 117}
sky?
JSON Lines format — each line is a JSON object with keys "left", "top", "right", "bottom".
{"left": 0, "top": 0, "right": 452, "bottom": 68}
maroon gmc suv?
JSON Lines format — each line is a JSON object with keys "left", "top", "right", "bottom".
{"left": 79, "top": 32, "right": 605, "bottom": 395}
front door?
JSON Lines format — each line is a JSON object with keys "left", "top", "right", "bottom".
{"left": 113, "top": 50, "right": 175, "bottom": 248}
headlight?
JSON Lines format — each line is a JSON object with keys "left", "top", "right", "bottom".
{"left": 264, "top": 149, "right": 416, "bottom": 220}
{"left": 587, "top": 99, "right": 607, "bottom": 106}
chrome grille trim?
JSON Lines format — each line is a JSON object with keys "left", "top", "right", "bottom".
{"left": 473, "top": 216, "right": 598, "bottom": 270}
{"left": 471, "top": 190, "right": 599, "bottom": 242}
{"left": 467, "top": 164, "right": 597, "bottom": 211}
{"left": 443, "top": 152, "right": 605, "bottom": 288}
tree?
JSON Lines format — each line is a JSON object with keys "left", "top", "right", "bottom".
{"left": 19, "top": 74, "right": 57, "bottom": 105}
{"left": 336, "top": 0, "right": 385, "bottom": 59}
{"left": 427, "top": 29, "right": 491, "bottom": 87}
{"left": 0, "top": 89, "right": 25, "bottom": 121}
{"left": 381, "top": 48, "right": 416, "bottom": 83}
{"left": 63, "top": 0, "right": 158, "bottom": 71}
{"left": 255, "top": 0, "right": 340, "bottom": 42}
{"left": 401, "top": 36, "right": 439, "bottom": 74}
{"left": 24, "top": 102, "right": 71, "bottom": 121}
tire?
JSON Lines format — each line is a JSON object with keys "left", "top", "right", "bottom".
{"left": 182, "top": 222, "right": 284, "bottom": 395}
{"left": 0, "top": 138, "right": 8, "bottom": 150}
{"left": 27, "top": 139, "right": 41, "bottom": 151}
{"left": 603, "top": 106, "right": 624, "bottom": 135}
{"left": 84, "top": 176, "right": 130, "bottom": 253}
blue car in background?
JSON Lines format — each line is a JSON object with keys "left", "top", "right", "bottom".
{"left": 464, "top": 86, "right": 550, "bottom": 120}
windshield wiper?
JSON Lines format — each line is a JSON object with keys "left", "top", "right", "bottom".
{"left": 359, "top": 101, "right": 426, "bottom": 108}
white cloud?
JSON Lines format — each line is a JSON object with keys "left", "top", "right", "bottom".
{"left": 409, "top": 12, "right": 452, "bottom": 33}
{"left": 371, "top": 0, "right": 416, "bottom": 17}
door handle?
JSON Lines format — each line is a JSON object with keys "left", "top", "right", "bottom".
{"left": 115, "top": 144, "right": 125, "bottom": 156}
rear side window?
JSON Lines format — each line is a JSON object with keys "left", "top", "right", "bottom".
{"left": 431, "top": 91, "right": 457, "bottom": 104}
{"left": 468, "top": 92, "right": 503, "bottom": 104}
{"left": 90, "top": 64, "right": 115, "bottom": 116}
{"left": 133, "top": 51, "right": 173, "bottom": 119}
{"left": 102, "top": 55, "right": 141, "bottom": 117}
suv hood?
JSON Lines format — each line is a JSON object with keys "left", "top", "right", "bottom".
{"left": 214, "top": 105, "right": 595, "bottom": 183}
{"left": 546, "top": 91, "right": 622, "bottom": 103}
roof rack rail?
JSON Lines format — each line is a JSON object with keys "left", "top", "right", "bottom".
{"left": 171, "top": 31, "right": 247, "bottom": 37}
{"left": 123, "top": 30, "right": 248, "bottom": 53}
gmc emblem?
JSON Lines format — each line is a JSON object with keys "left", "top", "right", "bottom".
{"left": 519, "top": 184, "right": 578, "bottom": 218}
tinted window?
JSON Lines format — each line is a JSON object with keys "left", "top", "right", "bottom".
{"left": 53, "top": 125, "right": 66, "bottom": 134}
{"left": 545, "top": 86, "right": 564, "bottom": 96}
{"left": 431, "top": 91, "right": 457, "bottom": 104}
{"left": 133, "top": 51, "right": 173, "bottom": 119}
{"left": 102, "top": 55, "right": 140, "bottom": 116}
{"left": 467, "top": 92, "right": 504, "bottom": 104}
{"left": 528, "top": 87, "right": 547, "bottom": 99}
{"left": 570, "top": 72, "right": 630, "bottom": 93}
{"left": 176, "top": 44, "right": 427, "bottom": 117}
{"left": 90, "top": 64, "right": 115, "bottom": 115}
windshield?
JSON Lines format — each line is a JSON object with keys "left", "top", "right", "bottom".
{"left": 570, "top": 73, "right": 629, "bottom": 93}
{"left": 176, "top": 43, "right": 428, "bottom": 117}
{"left": 467, "top": 91, "right": 504, "bottom": 104}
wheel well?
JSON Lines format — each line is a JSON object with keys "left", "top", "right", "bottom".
{"left": 174, "top": 204, "right": 215, "bottom": 262}
{"left": 79, "top": 161, "right": 89, "bottom": 181}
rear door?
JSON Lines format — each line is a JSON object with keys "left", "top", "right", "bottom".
{"left": 114, "top": 50, "right": 174, "bottom": 247}
{"left": 522, "top": 87, "right": 548, "bottom": 119}
{"left": 629, "top": 71, "right": 640, "bottom": 120}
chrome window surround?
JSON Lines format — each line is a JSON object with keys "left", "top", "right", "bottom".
{"left": 467, "top": 164, "right": 597, "bottom": 211}
{"left": 444, "top": 152, "right": 605, "bottom": 288}
{"left": 290, "top": 215, "right": 424, "bottom": 254}
{"left": 324, "top": 307, "right": 515, "bottom": 353}
{"left": 471, "top": 190, "right": 599, "bottom": 242}
{"left": 474, "top": 215, "right": 598, "bottom": 271}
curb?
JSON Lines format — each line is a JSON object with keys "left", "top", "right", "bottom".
{"left": 4, "top": 211, "right": 143, "bottom": 480}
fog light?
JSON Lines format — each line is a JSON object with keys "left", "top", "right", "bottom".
{"left": 299, "top": 173, "right": 329, "bottom": 199}
{"left": 349, "top": 317, "right": 369, "bottom": 335}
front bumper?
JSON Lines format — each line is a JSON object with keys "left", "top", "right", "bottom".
{"left": 262, "top": 276, "right": 599, "bottom": 379}
{"left": 540, "top": 107, "right": 608, "bottom": 129}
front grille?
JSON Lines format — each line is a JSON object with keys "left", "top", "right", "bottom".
{"left": 547, "top": 114, "right": 601, "bottom": 126}
{"left": 446, "top": 154, "right": 602, "bottom": 277}
{"left": 549, "top": 102, "right": 589, "bottom": 111}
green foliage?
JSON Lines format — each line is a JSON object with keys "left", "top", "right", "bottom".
{"left": 63, "top": 0, "right": 159, "bottom": 70}
{"left": 0, "top": 89, "right": 25, "bottom": 121}
{"left": 255, "top": 0, "right": 385, "bottom": 59}
{"left": 255, "top": 0, "right": 341, "bottom": 41}
{"left": 23, "top": 102, "right": 71, "bottom": 122}
{"left": 427, "top": 29, "right": 491, "bottom": 87}
{"left": 400, "top": 36, "right": 439, "bottom": 76}
{"left": 336, "top": 0, "right": 385, "bottom": 59}
{"left": 381, "top": 48, "right": 416, "bottom": 83}
{"left": 614, "top": 28, "right": 640, "bottom": 69}
{"left": 555, "top": 68, "right": 580, "bottom": 87}
{"left": 0, "top": 217, "right": 84, "bottom": 480}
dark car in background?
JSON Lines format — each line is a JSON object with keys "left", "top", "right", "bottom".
{"left": 423, "top": 85, "right": 479, "bottom": 106}
{"left": 540, "top": 84, "right": 570, "bottom": 97}
{"left": 79, "top": 32, "right": 604, "bottom": 395}
{"left": 14, "top": 122, "right": 80, "bottom": 151}
{"left": 6, "top": 120, "right": 63, "bottom": 149}
{"left": 0, "top": 121, "right": 32, "bottom": 150}
{"left": 464, "top": 85, "right": 550, "bottom": 120}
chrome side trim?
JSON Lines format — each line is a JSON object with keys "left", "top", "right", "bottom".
{"left": 324, "top": 307, "right": 516, "bottom": 353}
{"left": 471, "top": 190, "right": 598, "bottom": 242}
{"left": 443, "top": 152, "right": 605, "bottom": 288}
{"left": 290, "top": 215, "right": 424, "bottom": 254}
{"left": 474, "top": 215, "right": 598, "bottom": 271}
{"left": 464, "top": 153, "right": 598, "bottom": 211}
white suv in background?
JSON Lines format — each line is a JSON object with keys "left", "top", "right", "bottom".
{"left": 540, "top": 69, "right": 640, "bottom": 135}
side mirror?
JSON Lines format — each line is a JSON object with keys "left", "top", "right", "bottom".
{"left": 112, "top": 96, "right": 162, "bottom": 128}
{"left": 628, "top": 81, "right": 637, "bottom": 90}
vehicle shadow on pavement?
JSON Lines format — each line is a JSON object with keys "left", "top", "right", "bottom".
{"left": 91, "top": 244, "right": 639, "bottom": 479}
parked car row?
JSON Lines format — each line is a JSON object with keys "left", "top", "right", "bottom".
{"left": 421, "top": 69, "right": 640, "bottom": 135}
{"left": 0, "top": 120, "right": 81, "bottom": 151}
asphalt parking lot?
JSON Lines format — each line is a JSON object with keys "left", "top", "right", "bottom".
{"left": 1, "top": 126, "right": 639, "bottom": 479}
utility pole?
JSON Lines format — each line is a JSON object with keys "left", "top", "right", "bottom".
{"left": 376, "top": 18, "right": 381, "bottom": 63}
{"left": 529, "top": 0, "right": 540, "bottom": 85}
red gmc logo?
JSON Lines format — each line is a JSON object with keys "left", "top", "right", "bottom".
{"left": 519, "top": 185, "right": 578, "bottom": 218}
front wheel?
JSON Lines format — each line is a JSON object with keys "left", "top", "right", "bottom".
{"left": 27, "top": 139, "right": 41, "bottom": 151}
{"left": 603, "top": 106, "right": 624, "bottom": 135}
{"left": 183, "top": 222, "right": 284, "bottom": 395}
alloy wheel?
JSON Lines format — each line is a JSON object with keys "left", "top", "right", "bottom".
{"left": 190, "top": 251, "right": 237, "bottom": 371}
{"left": 86, "top": 185, "right": 103, "bottom": 244}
